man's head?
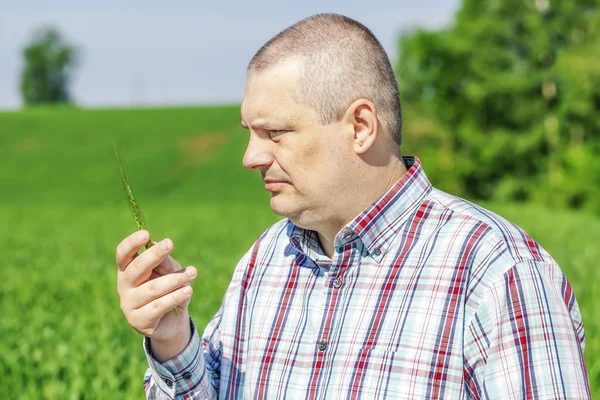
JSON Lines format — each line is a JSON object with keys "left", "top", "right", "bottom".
{"left": 240, "top": 13, "right": 405, "bottom": 233}
{"left": 248, "top": 13, "right": 402, "bottom": 146}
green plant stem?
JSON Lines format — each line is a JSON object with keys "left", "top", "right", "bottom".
{"left": 112, "top": 139, "right": 178, "bottom": 316}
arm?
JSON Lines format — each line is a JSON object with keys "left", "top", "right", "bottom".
{"left": 115, "top": 231, "right": 219, "bottom": 400}
{"left": 143, "top": 317, "right": 220, "bottom": 399}
{"left": 138, "top": 239, "right": 257, "bottom": 399}
{"left": 463, "top": 259, "right": 591, "bottom": 399}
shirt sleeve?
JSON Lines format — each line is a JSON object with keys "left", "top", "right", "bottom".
{"left": 140, "top": 240, "right": 258, "bottom": 399}
{"left": 142, "top": 317, "right": 220, "bottom": 399}
{"left": 463, "top": 259, "right": 591, "bottom": 399}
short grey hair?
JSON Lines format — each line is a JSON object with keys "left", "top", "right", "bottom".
{"left": 247, "top": 13, "right": 403, "bottom": 146}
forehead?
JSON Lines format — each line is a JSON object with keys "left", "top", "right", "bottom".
{"left": 241, "top": 60, "right": 307, "bottom": 124}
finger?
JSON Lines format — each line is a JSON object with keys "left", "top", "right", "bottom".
{"left": 132, "top": 266, "right": 197, "bottom": 309}
{"left": 137, "top": 285, "right": 194, "bottom": 320}
{"left": 146, "top": 241, "right": 181, "bottom": 275}
{"left": 116, "top": 230, "right": 150, "bottom": 271}
{"left": 155, "top": 254, "right": 182, "bottom": 275}
{"left": 124, "top": 238, "right": 173, "bottom": 287}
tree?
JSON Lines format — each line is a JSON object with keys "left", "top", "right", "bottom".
{"left": 20, "top": 26, "right": 79, "bottom": 106}
{"left": 396, "top": 0, "right": 600, "bottom": 212}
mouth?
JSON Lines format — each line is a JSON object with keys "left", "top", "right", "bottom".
{"left": 264, "top": 179, "right": 289, "bottom": 192}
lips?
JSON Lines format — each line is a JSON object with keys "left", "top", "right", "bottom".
{"left": 264, "top": 179, "right": 289, "bottom": 191}
{"left": 264, "top": 179, "right": 287, "bottom": 184}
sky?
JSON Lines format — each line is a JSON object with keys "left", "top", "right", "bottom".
{"left": 0, "top": 0, "right": 459, "bottom": 110}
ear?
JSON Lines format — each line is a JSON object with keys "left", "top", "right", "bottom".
{"left": 341, "top": 99, "right": 378, "bottom": 154}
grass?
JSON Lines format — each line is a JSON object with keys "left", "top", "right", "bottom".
{"left": 0, "top": 106, "right": 597, "bottom": 398}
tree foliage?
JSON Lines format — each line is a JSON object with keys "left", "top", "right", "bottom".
{"left": 20, "top": 27, "right": 79, "bottom": 106}
{"left": 397, "top": 0, "right": 600, "bottom": 212}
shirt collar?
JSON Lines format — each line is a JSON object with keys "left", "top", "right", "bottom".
{"left": 288, "top": 156, "right": 432, "bottom": 263}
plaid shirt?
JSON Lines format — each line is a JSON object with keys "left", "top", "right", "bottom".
{"left": 143, "top": 156, "right": 590, "bottom": 399}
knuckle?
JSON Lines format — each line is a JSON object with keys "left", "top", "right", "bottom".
{"left": 116, "top": 238, "right": 125, "bottom": 252}
{"left": 147, "top": 280, "right": 157, "bottom": 295}
{"left": 127, "top": 259, "right": 138, "bottom": 274}
{"left": 116, "top": 236, "right": 132, "bottom": 258}
{"left": 168, "top": 275, "right": 183, "bottom": 293}
{"left": 178, "top": 272, "right": 189, "bottom": 285}
{"left": 171, "top": 291, "right": 180, "bottom": 304}
{"left": 152, "top": 243, "right": 165, "bottom": 258}
{"left": 164, "top": 275, "right": 176, "bottom": 289}
{"left": 131, "top": 258, "right": 144, "bottom": 275}
{"left": 120, "top": 294, "right": 134, "bottom": 313}
{"left": 151, "top": 299, "right": 162, "bottom": 316}
{"left": 117, "top": 273, "right": 129, "bottom": 289}
{"left": 115, "top": 244, "right": 124, "bottom": 265}
{"left": 145, "top": 248, "right": 165, "bottom": 267}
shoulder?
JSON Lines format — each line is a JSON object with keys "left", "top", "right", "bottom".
{"left": 423, "top": 188, "right": 564, "bottom": 300}
{"left": 426, "top": 188, "right": 555, "bottom": 270}
{"left": 424, "top": 189, "right": 578, "bottom": 319}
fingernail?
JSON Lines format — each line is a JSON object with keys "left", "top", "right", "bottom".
{"left": 160, "top": 239, "right": 170, "bottom": 250}
{"left": 138, "top": 231, "right": 147, "bottom": 241}
{"left": 185, "top": 267, "right": 197, "bottom": 278}
{"left": 183, "top": 286, "right": 193, "bottom": 296}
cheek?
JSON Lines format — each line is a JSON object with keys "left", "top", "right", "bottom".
{"left": 279, "top": 132, "right": 345, "bottom": 190}
{"left": 300, "top": 144, "right": 321, "bottom": 166}
{"left": 302, "top": 138, "right": 343, "bottom": 187}
{"left": 298, "top": 139, "right": 327, "bottom": 180}
{"left": 278, "top": 136, "right": 322, "bottom": 172}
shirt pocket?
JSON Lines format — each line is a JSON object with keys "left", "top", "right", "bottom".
{"left": 349, "top": 347, "right": 425, "bottom": 399}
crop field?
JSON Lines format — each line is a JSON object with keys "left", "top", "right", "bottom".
{"left": 1, "top": 106, "right": 597, "bottom": 398}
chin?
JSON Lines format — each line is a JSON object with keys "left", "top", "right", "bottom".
{"left": 269, "top": 196, "right": 301, "bottom": 219}
{"left": 269, "top": 196, "right": 290, "bottom": 216}
{"left": 269, "top": 197, "right": 316, "bottom": 229}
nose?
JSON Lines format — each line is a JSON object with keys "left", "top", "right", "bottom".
{"left": 242, "top": 132, "right": 274, "bottom": 171}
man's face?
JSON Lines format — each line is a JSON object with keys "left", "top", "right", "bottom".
{"left": 240, "top": 59, "right": 351, "bottom": 229}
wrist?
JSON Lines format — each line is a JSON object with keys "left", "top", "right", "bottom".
{"left": 150, "top": 316, "right": 192, "bottom": 363}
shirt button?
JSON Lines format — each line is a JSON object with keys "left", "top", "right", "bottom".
{"left": 318, "top": 340, "right": 328, "bottom": 351}
{"left": 164, "top": 378, "right": 173, "bottom": 387}
{"left": 333, "top": 277, "right": 342, "bottom": 289}
{"left": 183, "top": 372, "right": 192, "bottom": 380}
{"left": 373, "top": 247, "right": 381, "bottom": 256}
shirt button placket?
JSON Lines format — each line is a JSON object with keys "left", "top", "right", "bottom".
{"left": 318, "top": 340, "right": 328, "bottom": 351}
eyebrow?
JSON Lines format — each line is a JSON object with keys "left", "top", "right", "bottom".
{"left": 240, "top": 119, "right": 288, "bottom": 130}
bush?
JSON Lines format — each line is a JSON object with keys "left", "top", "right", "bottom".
{"left": 396, "top": 0, "right": 600, "bottom": 212}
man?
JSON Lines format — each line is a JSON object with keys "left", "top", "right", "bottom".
{"left": 115, "top": 13, "right": 591, "bottom": 399}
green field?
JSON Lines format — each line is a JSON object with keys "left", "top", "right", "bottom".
{"left": 1, "top": 106, "right": 598, "bottom": 398}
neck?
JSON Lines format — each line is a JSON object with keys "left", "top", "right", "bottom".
{"left": 317, "top": 156, "right": 407, "bottom": 258}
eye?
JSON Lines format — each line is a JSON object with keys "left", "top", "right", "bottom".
{"left": 267, "top": 130, "right": 287, "bottom": 139}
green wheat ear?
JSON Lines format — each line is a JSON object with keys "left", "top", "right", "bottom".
{"left": 112, "top": 139, "right": 178, "bottom": 316}
{"left": 112, "top": 140, "right": 151, "bottom": 248}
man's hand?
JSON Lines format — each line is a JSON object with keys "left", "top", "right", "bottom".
{"left": 116, "top": 230, "right": 198, "bottom": 362}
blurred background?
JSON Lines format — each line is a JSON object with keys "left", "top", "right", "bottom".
{"left": 1, "top": 0, "right": 598, "bottom": 398}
